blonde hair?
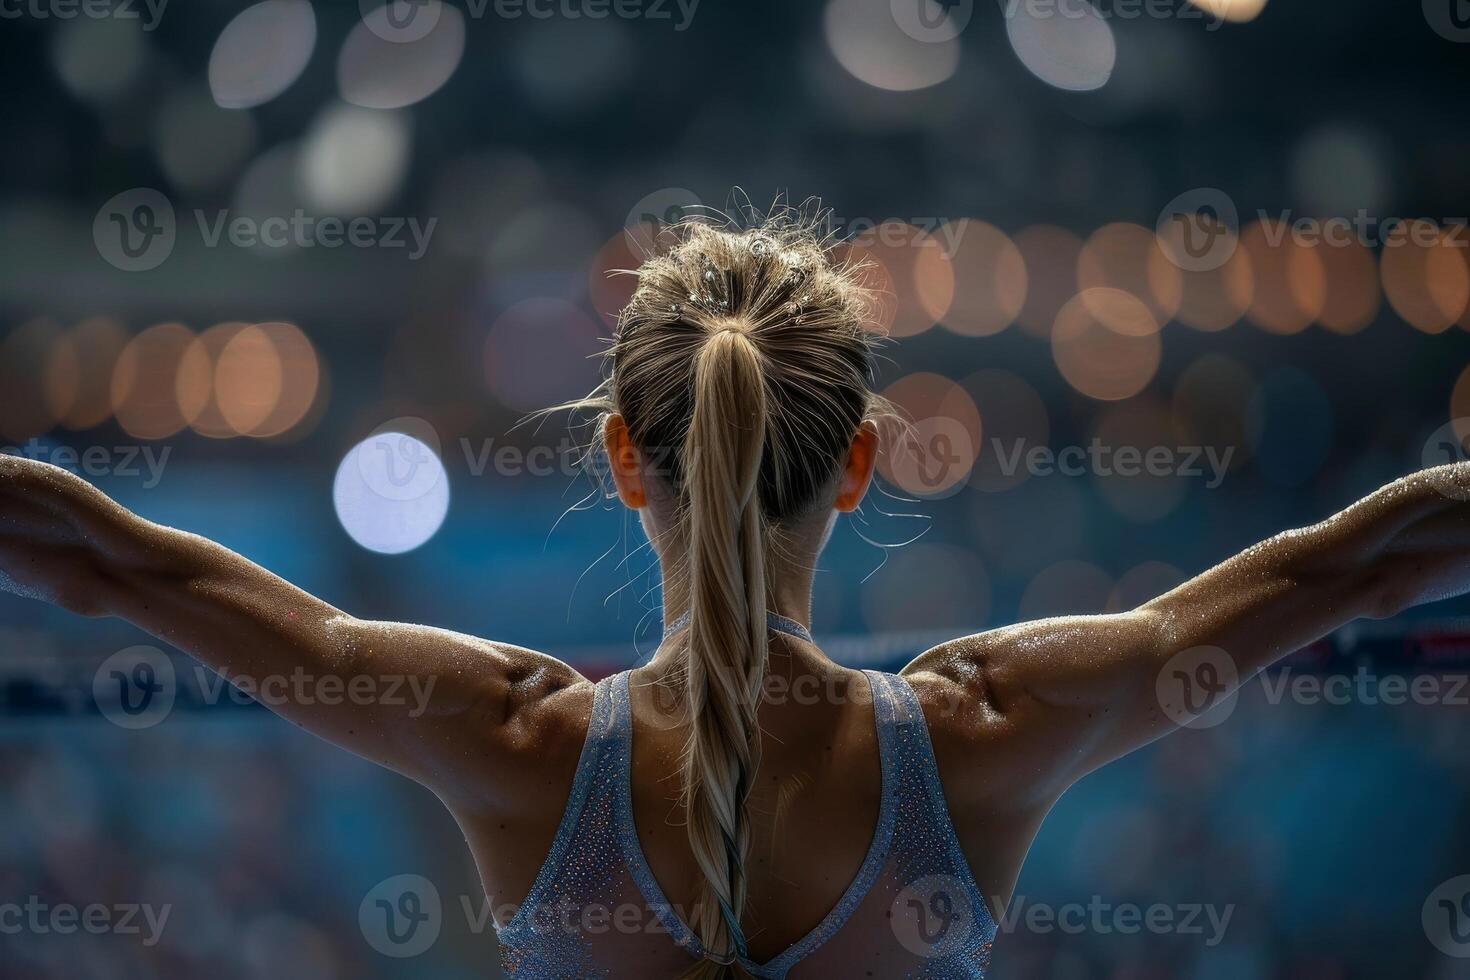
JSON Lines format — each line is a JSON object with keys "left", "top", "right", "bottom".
{"left": 578, "top": 211, "right": 881, "bottom": 976}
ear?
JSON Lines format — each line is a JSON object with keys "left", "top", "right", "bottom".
{"left": 603, "top": 413, "right": 647, "bottom": 509}
{"left": 834, "top": 420, "right": 879, "bottom": 513}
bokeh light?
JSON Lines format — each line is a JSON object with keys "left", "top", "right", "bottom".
{"left": 339, "top": 1, "right": 467, "bottom": 110}
{"left": 1078, "top": 222, "right": 1180, "bottom": 325}
{"left": 44, "top": 317, "right": 128, "bottom": 431}
{"left": 299, "top": 103, "right": 411, "bottom": 215}
{"left": 1151, "top": 223, "right": 1252, "bottom": 331}
{"left": 1380, "top": 220, "right": 1470, "bottom": 333}
{"left": 863, "top": 222, "right": 953, "bottom": 337}
{"left": 1305, "top": 236, "right": 1379, "bottom": 334}
{"left": 878, "top": 372, "right": 981, "bottom": 498}
{"left": 823, "top": 0, "right": 961, "bottom": 92}
{"left": 333, "top": 428, "right": 450, "bottom": 555}
{"left": 1005, "top": 0, "right": 1116, "bottom": 92}
{"left": 208, "top": 0, "right": 316, "bottom": 109}
{"left": 1187, "top": 0, "right": 1269, "bottom": 23}
{"left": 940, "top": 220, "right": 1027, "bottom": 337}
{"left": 111, "top": 323, "right": 199, "bottom": 440}
{"left": 1051, "top": 290, "right": 1161, "bottom": 400}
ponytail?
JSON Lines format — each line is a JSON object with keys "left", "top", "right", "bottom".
{"left": 680, "top": 325, "right": 768, "bottom": 977}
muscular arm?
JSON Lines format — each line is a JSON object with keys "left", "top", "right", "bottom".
{"left": 907, "top": 463, "right": 1470, "bottom": 807}
{"left": 0, "top": 456, "right": 586, "bottom": 807}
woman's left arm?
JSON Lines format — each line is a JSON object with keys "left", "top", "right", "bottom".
{"left": 907, "top": 463, "right": 1470, "bottom": 803}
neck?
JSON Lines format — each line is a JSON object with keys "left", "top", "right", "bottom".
{"left": 658, "top": 562, "right": 815, "bottom": 635}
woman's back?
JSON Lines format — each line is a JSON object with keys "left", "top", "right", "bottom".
{"left": 490, "top": 620, "right": 996, "bottom": 978}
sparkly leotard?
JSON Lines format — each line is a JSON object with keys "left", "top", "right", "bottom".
{"left": 495, "top": 615, "right": 996, "bottom": 978}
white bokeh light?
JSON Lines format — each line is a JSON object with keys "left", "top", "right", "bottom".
{"left": 823, "top": 0, "right": 960, "bottom": 92}
{"left": 333, "top": 429, "right": 449, "bottom": 554}
{"left": 339, "top": 1, "right": 466, "bottom": 110}
{"left": 299, "top": 103, "right": 411, "bottom": 214}
{"left": 1005, "top": 0, "right": 1116, "bottom": 93}
{"left": 209, "top": 0, "right": 317, "bottom": 109}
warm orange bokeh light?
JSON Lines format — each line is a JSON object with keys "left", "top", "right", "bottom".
{"left": 1051, "top": 290, "right": 1161, "bottom": 400}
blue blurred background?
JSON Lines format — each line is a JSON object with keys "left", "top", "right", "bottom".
{"left": 4, "top": 0, "right": 1470, "bottom": 977}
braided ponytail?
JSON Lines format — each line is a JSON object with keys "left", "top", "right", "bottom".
{"left": 680, "top": 326, "right": 768, "bottom": 975}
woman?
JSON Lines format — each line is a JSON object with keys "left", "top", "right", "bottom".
{"left": 1, "top": 216, "right": 1466, "bottom": 978}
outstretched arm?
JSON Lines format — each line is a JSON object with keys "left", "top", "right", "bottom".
{"left": 907, "top": 463, "right": 1470, "bottom": 805}
{"left": 0, "top": 456, "right": 586, "bottom": 807}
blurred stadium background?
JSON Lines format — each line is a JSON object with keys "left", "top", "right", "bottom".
{"left": 4, "top": 0, "right": 1470, "bottom": 977}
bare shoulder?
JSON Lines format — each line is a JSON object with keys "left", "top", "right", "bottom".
{"left": 414, "top": 634, "right": 596, "bottom": 812}
{"left": 899, "top": 633, "right": 1064, "bottom": 815}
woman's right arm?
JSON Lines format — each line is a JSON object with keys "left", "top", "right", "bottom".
{"left": 0, "top": 455, "right": 588, "bottom": 808}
